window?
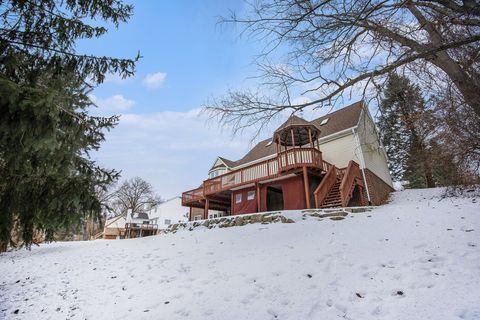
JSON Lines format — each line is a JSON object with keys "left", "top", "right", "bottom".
{"left": 208, "top": 169, "right": 225, "bottom": 179}
{"left": 164, "top": 219, "right": 171, "bottom": 225}
{"left": 247, "top": 191, "right": 255, "bottom": 200}
{"left": 194, "top": 215, "right": 202, "bottom": 221}
{"left": 320, "top": 118, "right": 329, "bottom": 125}
{"left": 235, "top": 193, "right": 242, "bottom": 203}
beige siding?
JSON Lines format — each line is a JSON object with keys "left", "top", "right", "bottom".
{"left": 319, "top": 133, "right": 361, "bottom": 168}
{"left": 356, "top": 110, "right": 393, "bottom": 187}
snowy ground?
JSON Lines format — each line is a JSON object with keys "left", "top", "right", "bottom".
{"left": 1, "top": 188, "right": 479, "bottom": 320}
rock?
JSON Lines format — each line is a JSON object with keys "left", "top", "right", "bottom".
{"left": 13, "top": 309, "right": 19, "bottom": 314}
{"left": 330, "top": 216, "right": 345, "bottom": 221}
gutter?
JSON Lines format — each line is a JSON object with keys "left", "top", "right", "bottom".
{"left": 352, "top": 127, "right": 372, "bottom": 203}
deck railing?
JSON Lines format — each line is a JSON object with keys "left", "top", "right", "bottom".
{"left": 183, "top": 148, "right": 324, "bottom": 203}
{"left": 181, "top": 186, "right": 204, "bottom": 206}
{"left": 339, "top": 160, "right": 363, "bottom": 206}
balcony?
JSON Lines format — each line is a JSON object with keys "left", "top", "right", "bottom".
{"left": 182, "top": 147, "right": 329, "bottom": 206}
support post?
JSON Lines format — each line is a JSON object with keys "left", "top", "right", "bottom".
{"left": 256, "top": 183, "right": 261, "bottom": 213}
{"left": 303, "top": 166, "right": 311, "bottom": 209}
{"left": 308, "top": 128, "right": 313, "bottom": 163}
{"left": 291, "top": 129, "right": 296, "bottom": 166}
{"left": 204, "top": 198, "right": 209, "bottom": 220}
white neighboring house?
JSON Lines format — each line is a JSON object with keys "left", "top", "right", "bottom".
{"left": 103, "top": 215, "right": 127, "bottom": 240}
{"left": 149, "top": 197, "right": 189, "bottom": 229}
{"left": 125, "top": 211, "right": 158, "bottom": 226}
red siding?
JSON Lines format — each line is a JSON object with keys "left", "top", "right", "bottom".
{"left": 232, "top": 175, "right": 307, "bottom": 215}
{"left": 232, "top": 186, "right": 258, "bottom": 215}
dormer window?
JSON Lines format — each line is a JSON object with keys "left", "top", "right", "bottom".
{"left": 320, "top": 118, "right": 329, "bottom": 125}
{"left": 209, "top": 168, "right": 225, "bottom": 179}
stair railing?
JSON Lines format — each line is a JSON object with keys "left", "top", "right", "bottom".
{"left": 339, "top": 160, "right": 363, "bottom": 206}
{"left": 314, "top": 165, "right": 338, "bottom": 208}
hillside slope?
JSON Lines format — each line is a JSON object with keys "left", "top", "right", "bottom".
{"left": 1, "top": 188, "right": 479, "bottom": 320}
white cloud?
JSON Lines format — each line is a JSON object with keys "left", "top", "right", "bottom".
{"left": 92, "top": 108, "right": 257, "bottom": 198}
{"left": 142, "top": 72, "right": 167, "bottom": 89}
{"left": 89, "top": 94, "right": 136, "bottom": 113}
{"left": 104, "top": 73, "right": 133, "bottom": 85}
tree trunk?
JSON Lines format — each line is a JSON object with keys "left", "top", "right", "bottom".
{"left": 430, "top": 52, "right": 480, "bottom": 118}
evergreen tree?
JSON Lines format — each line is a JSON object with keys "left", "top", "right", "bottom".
{"left": 0, "top": 1, "right": 138, "bottom": 250}
{"left": 378, "top": 73, "right": 435, "bottom": 188}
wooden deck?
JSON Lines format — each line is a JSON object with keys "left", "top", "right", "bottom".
{"left": 182, "top": 148, "right": 330, "bottom": 207}
{"left": 124, "top": 223, "right": 158, "bottom": 239}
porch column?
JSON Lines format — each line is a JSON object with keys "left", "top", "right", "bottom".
{"left": 204, "top": 197, "right": 209, "bottom": 220}
{"left": 189, "top": 207, "right": 192, "bottom": 221}
{"left": 291, "top": 128, "right": 297, "bottom": 165}
{"left": 303, "top": 166, "right": 311, "bottom": 209}
{"left": 308, "top": 128, "right": 313, "bottom": 163}
{"left": 256, "top": 183, "right": 261, "bottom": 213}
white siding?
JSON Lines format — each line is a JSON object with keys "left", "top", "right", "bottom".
{"left": 319, "top": 133, "right": 361, "bottom": 169}
{"left": 356, "top": 109, "right": 393, "bottom": 187}
{"left": 149, "top": 197, "right": 189, "bottom": 229}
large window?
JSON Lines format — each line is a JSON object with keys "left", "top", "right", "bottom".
{"left": 209, "top": 168, "right": 225, "bottom": 179}
{"left": 235, "top": 193, "right": 242, "bottom": 203}
{"left": 247, "top": 190, "right": 255, "bottom": 200}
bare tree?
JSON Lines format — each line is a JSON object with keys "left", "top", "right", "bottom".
{"left": 206, "top": 0, "right": 480, "bottom": 132}
{"left": 111, "top": 177, "right": 162, "bottom": 217}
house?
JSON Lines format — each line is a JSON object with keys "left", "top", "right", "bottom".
{"left": 148, "top": 197, "right": 190, "bottom": 229}
{"left": 182, "top": 101, "right": 394, "bottom": 220}
{"left": 102, "top": 211, "right": 159, "bottom": 239}
{"left": 103, "top": 215, "right": 126, "bottom": 240}
{"left": 124, "top": 211, "right": 158, "bottom": 238}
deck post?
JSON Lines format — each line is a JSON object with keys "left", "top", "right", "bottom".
{"left": 291, "top": 129, "right": 297, "bottom": 166}
{"left": 303, "top": 166, "right": 311, "bottom": 209}
{"left": 256, "top": 182, "right": 261, "bottom": 212}
{"left": 308, "top": 128, "right": 314, "bottom": 163}
{"left": 204, "top": 198, "right": 209, "bottom": 220}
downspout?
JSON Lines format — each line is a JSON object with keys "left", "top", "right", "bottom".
{"left": 352, "top": 128, "right": 371, "bottom": 203}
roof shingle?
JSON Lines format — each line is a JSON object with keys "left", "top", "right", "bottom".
{"left": 215, "top": 101, "right": 364, "bottom": 168}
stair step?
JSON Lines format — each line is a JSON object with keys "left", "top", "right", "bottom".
{"left": 323, "top": 200, "right": 341, "bottom": 203}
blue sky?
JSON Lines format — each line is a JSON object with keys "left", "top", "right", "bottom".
{"left": 80, "top": 1, "right": 360, "bottom": 199}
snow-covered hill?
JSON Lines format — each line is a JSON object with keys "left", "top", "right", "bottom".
{"left": 1, "top": 188, "right": 479, "bottom": 320}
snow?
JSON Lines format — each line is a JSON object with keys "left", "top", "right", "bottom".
{"left": 1, "top": 188, "right": 479, "bottom": 320}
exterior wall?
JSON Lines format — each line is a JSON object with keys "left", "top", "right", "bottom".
{"left": 319, "top": 133, "right": 361, "bottom": 169}
{"left": 356, "top": 109, "right": 394, "bottom": 188}
{"left": 363, "top": 169, "right": 394, "bottom": 205}
{"left": 232, "top": 175, "right": 307, "bottom": 215}
{"left": 190, "top": 207, "right": 204, "bottom": 221}
{"left": 232, "top": 186, "right": 258, "bottom": 215}
{"left": 103, "top": 216, "right": 126, "bottom": 239}
{"left": 149, "top": 197, "right": 189, "bottom": 229}
{"left": 189, "top": 207, "right": 225, "bottom": 221}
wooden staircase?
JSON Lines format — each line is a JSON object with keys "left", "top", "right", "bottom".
{"left": 314, "top": 160, "right": 365, "bottom": 209}
{"left": 320, "top": 180, "right": 342, "bottom": 208}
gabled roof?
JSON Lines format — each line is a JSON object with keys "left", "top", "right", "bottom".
{"left": 213, "top": 101, "right": 364, "bottom": 168}
{"left": 218, "top": 157, "right": 236, "bottom": 168}
{"left": 275, "top": 114, "right": 312, "bottom": 131}
{"left": 310, "top": 101, "right": 363, "bottom": 138}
